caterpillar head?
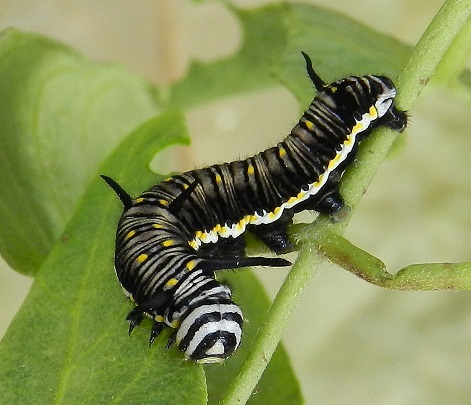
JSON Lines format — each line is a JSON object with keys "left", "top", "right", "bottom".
{"left": 176, "top": 301, "right": 243, "bottom": 364}
{"left": 371, "top": 76, "right": 408, "bottom": 132}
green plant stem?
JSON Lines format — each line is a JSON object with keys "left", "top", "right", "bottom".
{"left": 433, "top": 15, "right": 471, "bottom": 86}
{"left": 219, "top": 249, "right": 323, "bottom": 405}
{"left": 220, "top": 1, "right": 471, "bottom": 404}
{"left": 396, "top": 0, "right": 471, "bottom": 109}
{"left": 317, "top": 230, "right": 471, "bottom": 290}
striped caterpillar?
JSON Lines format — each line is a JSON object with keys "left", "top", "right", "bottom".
{"left": 103, "top": 52, "right": 407, "bottom": 363}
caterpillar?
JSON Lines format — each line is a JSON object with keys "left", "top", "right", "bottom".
{"left": 103, "top": 52, "right": 407, "bottom": 363}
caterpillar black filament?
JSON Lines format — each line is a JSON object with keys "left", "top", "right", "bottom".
{"left": 103, "top": 52, "right": 407, "bottom": 363}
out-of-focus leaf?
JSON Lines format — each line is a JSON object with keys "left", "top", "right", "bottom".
{"left": 168, "top": 3, "right": 411, "bottom": 109}
{"left": 0, "top": 28, "right": 159, "bottom": 275}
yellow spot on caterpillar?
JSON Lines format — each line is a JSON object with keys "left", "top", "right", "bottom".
{"left": 136, "top": 254, "right": 148, "bottom": 263}
{"left": 305, "top": 120, "right": 314, "bottom": 130}
{"left": 278, "top": 147, "right": 287, "bottom": 157}
{"left": 162, "top": 240, "right": 174, "bottom": 247}
{"left": 171, "top": 320, "right": 180, "bottom": 329}
{"left": 344, "top": 135, "right": 353, "bottom": 146}
{"left": 189, "top": 239, "right": 198, "bottom": 249}
{"left": 352, "top": 121, "right": 365, "bottom": 135}
{"left": 247, "top": 164, "right": 255, "bottom": 175}
{"left": 273, "top": 206, "right": 282, "bottom": 215}
{"left": 186, "top": 260, "right": 196, "bottom": 271}
{"left": 369, "top": 105, "right": 378, "bottom": 119}
{"left": 125, "top": 230, "right": 136, "bottom": 239}
{"left": 215, "top": 174, "right": 222, "bottom": 183}
{"left": 155, "top": 315, "right": 164, "bottom": 323}
{"left": 158, "top": 199, "right": 168, "bottom": 206}
{"left": 153, "top": 224, "right": 163, "bottom": 229}
{"left": 163, "top": 177, "right": 172, "bottom": 182}
{"left": 287, "top": 196, "right": 298, "bottom": 205}
{"left": 195, "top": 230, "right": 203, "bottom": 239}
{"left": 213, "top": 224, "right": 222, "bottom": 233}
{"left": 165, "top": 278, "right": 178, "bottom": 288}
{"left": 220, "top": 225, "right": 229, "bottom": 237}
{"left": 135, "top": 197, "right": 144, "bottom": 203}
{"left": 328, "top": 154, "right": 341, "bottom": 170}
{"left": 267, "top": 211, "right": 277, "bottom": 221}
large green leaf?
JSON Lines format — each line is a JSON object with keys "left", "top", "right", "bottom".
{"left": 0, "top": 28, "right": 159, "bottom": 275}
{"left": 0, "top": 113, "right": 207, "bottom": 404}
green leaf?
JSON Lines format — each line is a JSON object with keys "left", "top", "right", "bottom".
{"left": 205, "top": 270, "right": 302, "bottom": 405}
{"left": 0, "top": 112, "right": 207, "bottom": 404}
{"left": 0, "top": 28, "right": 160, "bottom": 276}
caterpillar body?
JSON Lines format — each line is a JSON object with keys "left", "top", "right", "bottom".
{"left": 103, "top": 53, "right": 407, "bottom": 363}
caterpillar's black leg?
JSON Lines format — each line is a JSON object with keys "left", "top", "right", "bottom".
{"left": 314, "top": 188, "right": 350, "bottom": 222}
{"left": 125, "top": 292, "right": 173, "bottom": 337}
{"left": 253, "top": 230, "right": 293, "bottom": 254}
{"left": 149, "top": 320, "right": 164, "bottom": 347}
{"left": 126, "top": 308, "right": 144, "bottom": 335}
{"left": 166, "top": 332, "right": 177, "bottom": 351}
{"left": 249, "top": 211, "right": 294, "bottom": 254}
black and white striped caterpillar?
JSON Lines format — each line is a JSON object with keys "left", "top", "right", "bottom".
{"left": 103, "top": 52, "right": 407, "bottom": 363}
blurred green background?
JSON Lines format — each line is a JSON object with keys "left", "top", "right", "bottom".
{"left": 1, "top": 1, "right": 471, "bottom": 403}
